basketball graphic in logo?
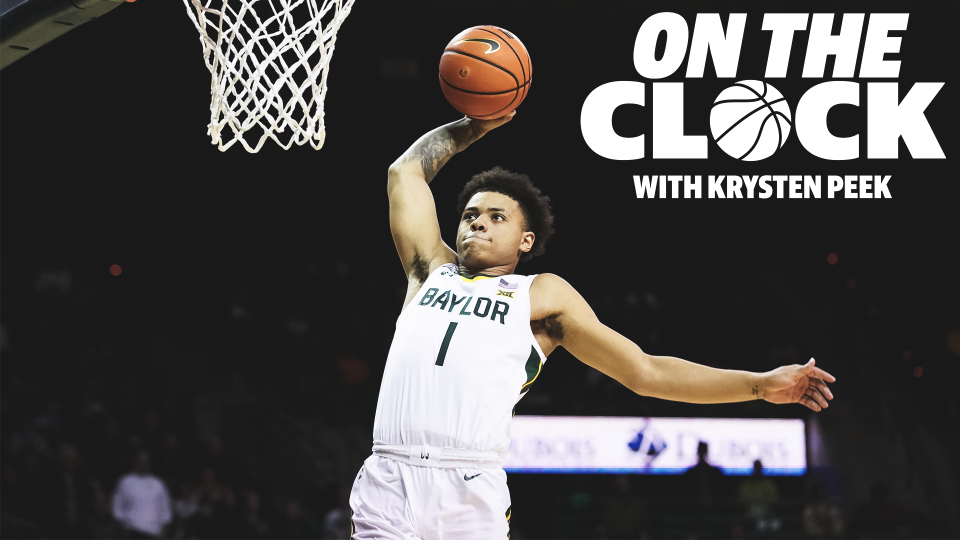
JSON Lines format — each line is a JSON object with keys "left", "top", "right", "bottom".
{"left": 710, "top": 81, "right": 792, "bottom": 161}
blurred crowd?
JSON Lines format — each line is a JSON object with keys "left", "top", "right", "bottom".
{"left": 2, "top": 415, "right": 347, "bottom": 539}
{"left": 0, "top": 249, "right": 941, "bottom": 539}
{"left": 1, "top": 255, "right": 352, "bottom": 539}
{"left": 505, "top": 441, "right": 912, "bottom": 540}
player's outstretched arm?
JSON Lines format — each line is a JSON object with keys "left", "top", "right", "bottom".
{"left": 530, "top": 274, "right": 836, "bottom": 411}
{"left": 388, "top": 114, "right": 515, "bottom": 288}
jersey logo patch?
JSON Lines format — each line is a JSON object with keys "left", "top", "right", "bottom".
{"left": 497, "top": 278, "right": 518, "bottom": 299}
{"left": 464, "top": 472, "right": 482, "bottom": 481}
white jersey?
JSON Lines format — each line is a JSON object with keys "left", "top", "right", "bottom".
{"left": 372, "top": 263, "right": 547, "bottom": 454}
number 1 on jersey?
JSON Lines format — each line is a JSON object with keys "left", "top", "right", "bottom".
{"left": 435, "top": 322, "right": 458, "bottom": 366}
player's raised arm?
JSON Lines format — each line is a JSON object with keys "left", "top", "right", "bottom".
{"left": 387, "top": 114, "right": 515, "bottom": 285}
{"left": 530, "top": 274, "right": 836, "bottom": 411}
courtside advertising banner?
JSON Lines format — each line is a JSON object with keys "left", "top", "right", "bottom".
{"left": 503, "top": 416, "right": 806, "bottom": 476}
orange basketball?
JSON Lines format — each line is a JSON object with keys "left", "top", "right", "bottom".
{"left": 439, "top": 26, "right": 532, "bottom": 120}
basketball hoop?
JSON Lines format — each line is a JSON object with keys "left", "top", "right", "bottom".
{"left": 183, "top": 0, "right": 355, "bottom": 152}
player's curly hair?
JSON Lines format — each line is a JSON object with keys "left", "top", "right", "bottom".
{"left": 456, "top": 166, "right": 555, "bottom": 262}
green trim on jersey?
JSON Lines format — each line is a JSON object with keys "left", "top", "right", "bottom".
{"left": 520, "top": 345, "right": 542, "bottom": 392}
{"left": 459, "top": 271, "right": 497, "bottom": 282}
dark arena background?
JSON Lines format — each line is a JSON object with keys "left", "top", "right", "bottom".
{"left": 1, "top": 0, "right": 958, "bottom": 538}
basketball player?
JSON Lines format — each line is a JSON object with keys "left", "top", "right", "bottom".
{"left": 349, "top": 112, "right": 835, "bottom": 539}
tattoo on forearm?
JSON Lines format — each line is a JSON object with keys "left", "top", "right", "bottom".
{"left": 752, "top": 384, "right": 760, "bottom": 399}
{"left": 416, "top": 131, "right": 457, "bottom": 182}
{"left": 409, "top": 120, "right": 485, "bottom": 183}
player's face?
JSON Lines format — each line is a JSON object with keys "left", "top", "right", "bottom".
{"left": 456, "top": 192, "right": 534, "bottom": 269}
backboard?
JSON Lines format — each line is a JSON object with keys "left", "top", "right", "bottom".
{"left": 0, "top": 0, "right": 127, "bottom": 69}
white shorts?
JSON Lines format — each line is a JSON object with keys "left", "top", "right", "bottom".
{"left": 349, "top": 445, "right": 512, "bottom": 539}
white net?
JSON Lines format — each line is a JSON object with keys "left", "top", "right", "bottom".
{"left": 183, "top": 0, "right": 355, "bottom": 152}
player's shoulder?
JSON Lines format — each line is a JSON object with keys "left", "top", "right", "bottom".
{"left": 530, "top": 273, "right": 578, "bottom": 292}
{"left": 530, "top": 273, "right": 585, "bottom": 317}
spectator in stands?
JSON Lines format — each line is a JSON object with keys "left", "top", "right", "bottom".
{"left": 197, "top": 466, "right": 226, "bottom": 501}
{"left": 88, "top": 486, "right": 123, "bottom": 539}
{"left": 90, "top": 416, "right": 127, "bottom": 487}
{"left": 140, "top": 413, "right": 165, "bottom": 467}
{"left": 683, "top": 442, "right": 727, "bottom": 511}
{"left": 196, "top": 436, "right": 239, "bottom": 488}
{"left": 737, "top": 460, "right": 781, "bottom": 533}
{"left": 42, "top": 443, "right": 93, "bottom": 538}
{"left": 238, "top": 489, "right": 272, "bottom": 539}
{"left": 189, "top": 467, "right": 238, "bottom": 538}
{"left": 600, "top": 475, "right": 649, "bottom": 539}
{"left": 157, "top": 432, "right": 188, "bottom": 482}
{"left": 323, "top": 486, "right": 352, "bottom": 539}
{"left": 802, "top": 478, "right": 844, "bottom": 538}
{"left": 275, "top": 497, "right": 322, "bottom": 539}
{"left": 222, "top": 487, "right": 247, "bottom": 537}
{"left": 111, "top": 450, "right": 172, "bottom": 538}
{"left": 170, "top": 480, "right": 199, "bottom": 539}
{"left": 850, "top": 481, "right": 905, "bottom": 539}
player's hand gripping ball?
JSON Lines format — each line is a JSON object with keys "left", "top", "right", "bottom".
{"left": 439, "top": 26, "right": 531, "bottom": 120}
